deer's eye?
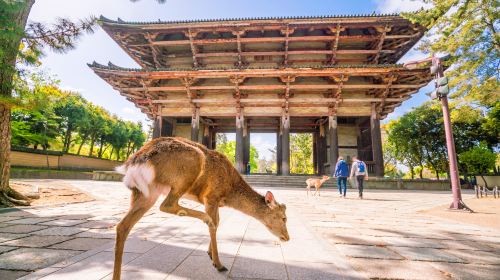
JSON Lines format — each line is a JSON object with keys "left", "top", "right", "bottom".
{"left": 282, "top": 217, "right": 287, "bottom": 222}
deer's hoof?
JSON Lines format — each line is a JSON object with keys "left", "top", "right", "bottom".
{"left": 217, "top": 266, "right": 228, "bottom": 272}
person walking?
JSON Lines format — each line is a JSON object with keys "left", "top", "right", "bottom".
{"left": 334, "top": 156, "right": 349, "bottom": 197}
{"left": 349, "top": 156, "right": 368, "bottom": 199}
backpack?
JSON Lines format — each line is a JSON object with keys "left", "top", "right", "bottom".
{"left": 357, "top": 161, "right": 366, "bottom": 173}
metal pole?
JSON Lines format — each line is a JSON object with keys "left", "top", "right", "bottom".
{"left": 434, "top": 56, "right": 471, "bottom": 211}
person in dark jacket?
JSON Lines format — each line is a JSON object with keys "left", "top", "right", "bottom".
{"left": 334, "top": 156, "right": 349, "bottom": 197}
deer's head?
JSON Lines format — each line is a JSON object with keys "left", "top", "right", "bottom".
{"left": 262, "top": 191, "right": 290, "bottom": 242}
{"left": 322, "top": 175, "right": 330, "bottom": 181}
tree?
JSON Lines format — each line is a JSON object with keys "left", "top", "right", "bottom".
{"left": 387, "top": 100, "right": 499, "bottom": 179}
{"left": 290, "top": 133, "right": 314, "bottom": 174}
{"left": 459, "top": 143, "right": 497, "bottom": 187}
{"left": 0, "top": 0, "right": 95, "bottom": 206}
{"left": 404, "top": 0, "right": 499, "bottom": 107}
{"left": 1, "top": 0, "right": 161, "bottom": 206}
{"left": 54, "top": 92, "right": 88, "bottom": 152}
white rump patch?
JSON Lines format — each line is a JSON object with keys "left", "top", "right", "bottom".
{"left": 120, "top": 164, "right": 155, "bottom": 198}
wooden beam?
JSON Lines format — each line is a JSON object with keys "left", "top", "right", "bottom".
{"left": 232, "top": 30, "right": 245, "bottom": 67}
{"left": 328, "top": 24, "right": 344, "bottom": 65}
{"left": 129, "top": 34, "right": 419, "bottom": 47}
{"left": 122, "top": 83, "right": 425, "bottom": 92}
{"left": 145, "top": 32, "right": 161, "bottom": 68}
{"left": 371, "top": 25, "right": 392, "bottom": 64}
{"left": 150, "top": 97, "right": 405, "bottom": 104}
{"left": 185, "top": 29, "right": 199, "bottom": 67}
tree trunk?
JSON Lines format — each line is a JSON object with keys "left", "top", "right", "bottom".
{"left": 63, "top": 125, "right": 73, "bottom": 152}
{"left": 88, "top": 136, "right": 95, "bottom": 157}
{"left": 0, "top": 0, "right": 35, "bottom": 206}
{"left": 109, "top": 147, "right": 114, "bottom": 160}
{"left": 77, "top": 135, "right": 88, "bottom": 155}
{"left": 481, "top": 175, "right": 488, "bottom": 188}
{"left": 97, "top": 136, "right": 104, "bottom": 158}
{"left": 419, "top": 165, "right": 424, "bottom": 179}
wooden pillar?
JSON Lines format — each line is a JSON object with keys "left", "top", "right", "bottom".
{"left": 316, "top": 127, "right": 327, "bottom": 175}
{"left": 329, "top": 115, "right": 339, "bottom": 175}
{"left": 153, "top": 116, "right": 162, "bottom": 139}
{"left": 161, "top": 117, "right": 174, "bottom": 137}
{"left": 371, "top": 104, "right": 384, "bottom": 177}
{"left": 191, "top": 108, "right": 200, "bottom": 142}
{"left": 276, "top": 131, "right": 282, "bottom": 175}
{"left": 236, "top": 115, "right": 245, "bottom": 174}
{"left": 202, "top": 124, "right": 210, "bottom": 148}
{"left": 312, "top": 132, "right": 318, "bottom": 174}
{"left": 281, "top": 115, "right": 290, "bottom": 176}
{"left": 244, "top": 130, "right": 250, "bottom": 174}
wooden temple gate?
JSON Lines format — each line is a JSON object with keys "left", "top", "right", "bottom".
{"left": 89, "top": 13, "right": 432, "bottom": 176}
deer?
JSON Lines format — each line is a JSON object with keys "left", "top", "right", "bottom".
{"left": 113, "top": 137, "right": 289, "bottom": 280}
{"left": 305, "top": 175, "right": 330, "bottom": 197}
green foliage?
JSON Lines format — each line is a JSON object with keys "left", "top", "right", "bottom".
{"left": 215, "top": 133, "right": 260, "bottom": 173}
{"left": 459, "top": 143, "right": 497, "bottom": 175}
{"left": 404, "top": 0, "right": 499, "bottom": 107}
{"left": 290, "top": 133, "right": 314, "bottom": 174}
{"left": 10, "top": 72, "right": 146, "bottom": 160}
{"left": 386, "top": 101, "right": 498, "bottom": 179}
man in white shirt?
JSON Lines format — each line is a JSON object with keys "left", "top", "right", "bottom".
{"left": 349, "top": 156, "right": 368, "bottom": 199}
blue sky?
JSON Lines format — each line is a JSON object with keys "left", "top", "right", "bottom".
{"left": 28, "top": 0, "right": 431, "bottom": 160}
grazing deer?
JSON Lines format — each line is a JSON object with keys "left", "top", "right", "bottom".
{"left": 113, "top": 137, "right": 289, "bottom": 280}
{"left": 305, "top": 176, "right": 330, "bottom": 196}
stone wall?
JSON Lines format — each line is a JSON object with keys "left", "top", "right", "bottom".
{"left": 11, "top": 150, "right": 121, "bottom": 171}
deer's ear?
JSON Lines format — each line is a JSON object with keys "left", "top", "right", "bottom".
{"left": 265, "top": 191, "right": 277, "bottom": 209}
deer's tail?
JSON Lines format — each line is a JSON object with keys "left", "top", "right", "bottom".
{"left": 115, "top": 163, "right": 154, "bottom": 198}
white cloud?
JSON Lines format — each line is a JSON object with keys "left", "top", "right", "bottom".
{"left": 374, "top": 0, "right": 431, "bottom": 13}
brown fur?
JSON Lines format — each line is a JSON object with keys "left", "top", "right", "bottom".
{"left": 113, "top": 137, "right": 289, "bottom": 280}
{"left": 305, "top": 175, "right": 330, "bottom": 196}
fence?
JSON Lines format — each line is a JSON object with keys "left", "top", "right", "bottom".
{"left": 11, "top": 149, "right": 121, "bottom": 171}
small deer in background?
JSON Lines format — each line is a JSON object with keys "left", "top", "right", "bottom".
{"left": 306, "top": 175, "right": 330, "bottom": 196}
{"left": 113, "top": 137, "right": 289, "bottom": 280}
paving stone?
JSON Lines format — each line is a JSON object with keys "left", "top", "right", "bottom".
{"left": 17, "top": 267, "right": 62, "bottom": 280}
{"left": 0, "top": 248, "right": 81, "bottom": 270}
{"left": 31, "top": 226, "right": 85, "bottom": 236}
{"left": 39, "top": 219, "right": 87, "bottom": 227}
{"left": 5, "top": 217, "right": 56, "bottom": 225}
{"left": 349, "top": 258, "right": 448, "bottom": 279}
{"left": 0, "top": 232, "right": 28, "bottom": 243}
{"left": 336, "top": 244, "right": 404, "bottom": 260}
{"left": 389, "top": 246, "right": 465, "bottom": 262}
{"left": 0, "top": 245, "right": 16, "bottom": 254}
{"left": 0, "top": 224, "right": 48, "bottom": 234}
{"left": 3, "top": 235, "right": 72, "bottom": 248}
{"left": 40, "top": 252, "right": 140, "bottom": 280}
{"left": 105, "top": 238, "right": 158, "bottom": 254}
{"left": 430, "top": 262, "right": 500, "bottom": 280}
{"left": 50, "top": 237, "right": 111, "bottom": 251}
{"left": 77, "top": 220, "right": 116, "bottom": 229}
{"left": 444, "top": 249, "right": 500, "bottom": 264}
{"left": 165, "top": 255, "right": 233, "bottom": 280}
{"left": 230, "top": 255, "right": 288, "bottom": 280}
{"left": 75, "top": 228, "right": 115, "bottom": 239}
{"left": 382, "top": 237, "right": 447, "bottom": 249}
{"left": 0, "top": 269, "right": 30, "bottom": 280}
{"left": 286, "top": 260, "right": 361, "bottom": 280}
{"left": 0, "top": 216, "right": 24, "bottom": 223}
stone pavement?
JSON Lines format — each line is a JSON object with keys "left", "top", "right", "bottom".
{"left": 0, "top": 180, "right": 498, "bottom": 280}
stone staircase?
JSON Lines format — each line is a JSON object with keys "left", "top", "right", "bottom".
{"left": 241, "top": 174, "right": 345, "bottom": 189}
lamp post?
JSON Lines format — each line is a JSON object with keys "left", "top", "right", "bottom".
{"left": 404, "top": 55, "right": 472, "bottom": 212}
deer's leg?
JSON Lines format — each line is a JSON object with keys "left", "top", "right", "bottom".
{"left": 159, "top": 190, "right": 213, "bottom": 226}
{"left": 314, "top": 185, "right": 319, "bottom": 196}
{"left": 205, "top": 201, "right": 227, "bottom": 272}
{"left": 114, "top": 189, "right": 158, "bottom": 280}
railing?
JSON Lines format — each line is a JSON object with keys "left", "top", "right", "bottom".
{"left": 475, "top": 185, "right": 499, "bottom": 198}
